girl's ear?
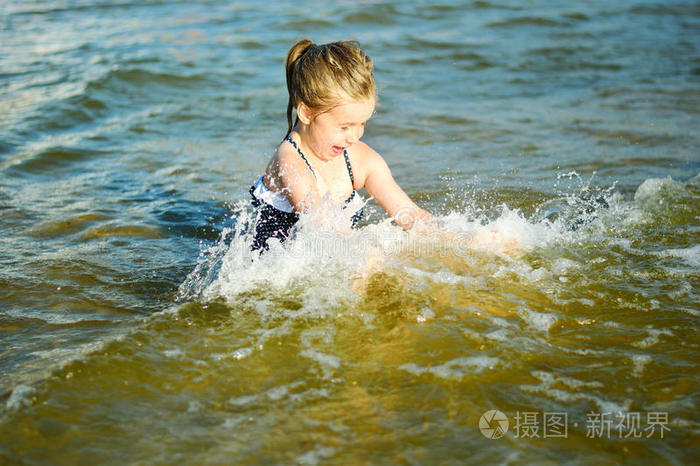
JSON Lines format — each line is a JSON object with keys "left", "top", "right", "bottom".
{"left": 297, "top": 102, "right": 313, "bottom": 125}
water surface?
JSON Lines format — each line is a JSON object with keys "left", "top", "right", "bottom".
{"left": 1, "top": 0, "right": 698, "bottom": 463}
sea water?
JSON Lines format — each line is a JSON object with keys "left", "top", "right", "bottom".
{"left": 1, "top": 0, "right": 698, "bottom": 463}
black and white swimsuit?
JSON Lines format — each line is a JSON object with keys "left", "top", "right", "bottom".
{"left": 249, "top": 136, "right": 364, "bottom": 252}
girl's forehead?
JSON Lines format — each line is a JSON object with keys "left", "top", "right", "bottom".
{"left": 328, "top": 98, "right": 375, "bottom": 121}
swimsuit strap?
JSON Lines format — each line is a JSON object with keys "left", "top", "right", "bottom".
{"left": 285, "top": 136, "right": 356, "bottom": 197}
{"left": 343, "top": 150, "right": 355, "bottom": 188}
{"left": 285, "top": 136, "right": 316, "bottom": 178}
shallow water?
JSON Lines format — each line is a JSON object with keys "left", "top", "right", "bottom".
{"left": 1, "top": 0, "right": 699, "bottom": 464}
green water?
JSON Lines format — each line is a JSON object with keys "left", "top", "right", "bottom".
{"left": 1, "top": 0, "right": 698, "bottom": 464}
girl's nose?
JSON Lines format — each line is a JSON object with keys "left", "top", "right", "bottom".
{"left": 347, "top": 127, "right": 362, "bottom": 145}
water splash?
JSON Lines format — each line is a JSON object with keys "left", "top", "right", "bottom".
{"left": 177, "top": 174, "right": 635, "bottom": 306}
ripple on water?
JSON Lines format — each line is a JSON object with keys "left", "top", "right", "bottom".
{"left": 29, "top": 94, "right": 110, "bottom": 132}
{"left": 4, "top": 146, "right": 109, "bottom": 176}
{"left": 28, "top": 213, "right": 111, "bottom": 238}
{"left": 341, "top": 4, "right": 399, "bottom": 24}
{"left": 70, "top": 66, "right": 217, "bottom": 109}
{"left": 78, "top": 223, "right": 164, "bottom": 241}
{"left": 487, "top": 16, "right": 569, "bottom": 28}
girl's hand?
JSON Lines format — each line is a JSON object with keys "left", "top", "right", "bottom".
{"left": 412, "top": 222, "right": 520, "bottom": 257}
{"left": 463, "top": 229, "right": 520, "bottom": 256}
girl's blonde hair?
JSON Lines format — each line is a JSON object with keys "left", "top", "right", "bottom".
{"left": 285, "top": 39, "right": 376, "bottom": 137}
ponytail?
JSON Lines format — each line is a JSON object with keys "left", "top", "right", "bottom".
{"left": 285, "top": 39, "right": 314, "bottom": 138}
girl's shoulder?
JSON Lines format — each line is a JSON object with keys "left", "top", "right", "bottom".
{"left": 264, "top": 138, "right": 315, "bottom": 190}
{"left": 348, "top": 141, "right": 382, "bottom": 164}
{"left": 347, "top": 141, "right": 387, "bottom": 188}
{"left": 274, "top": 136, "right": 299, "bottom": 162}
{"left": 269, "top": 138, "right": 310, "bottom": 173}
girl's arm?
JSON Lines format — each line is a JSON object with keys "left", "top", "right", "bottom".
{"left": 358, "top": 143, "right": 433, "bottom": 230}
{"left": 356, "top": 143, "right": 519, "bottom": 254}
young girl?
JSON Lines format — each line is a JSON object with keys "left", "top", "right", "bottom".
{"left": 250, "top": 39, "right": 434, "bottom": 252}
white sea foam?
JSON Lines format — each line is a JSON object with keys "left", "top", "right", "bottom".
{"left": 28, "top": 340, "right": 111, "bottom": 371}
{"left": 441, "top": 206, "right": 561, "bottom": 253}
{"left": 632, "top": 328, "right": 674, "bottom": 349}
{"left": 551, "top": 257, "right": 581, "bottom": 276}
{"left": 163, "top": 348, "right": 184, "bottom": 359}
{"left": 4, "top": 307, "right": 115, "bottom": 326}
{"left": 228, "top": 393, "right": 259, "bottom": 407}
{"left": 221, "top": 417, "right": 243, "bottom": 429}
{"left": 399, "top": 356, "right": 500, "bottom": 379}
{"left": 187, "top": 400, "right": 202, "bottom": 413}
{"left": 228, "top": 383, "right": 296, "bottom": 408}
{"left": 295, "top": 446, "right": 336, "bottom": 466}
{"left": 631, "top": 354, "right": 652, "bottom": 378}
{"left": 634, "top": 176, "right": 685, "bottom": 203}
{"left": 484, "top": 329, "right": 510, "bottom": 341}
{"left": 6, "top": 384, "right": 35, "bottom": 412}
{"left": 212, "top": 346, "right": 253, "bottom": 361}
{"left": 655, "top": 244, "right": 700, "bottom": 267}
{"left": 300, "top": 349, "right": 342, "bottom": 370}
{"left": 231, "top": 347, "right": 254, "bottom": 360}
{"left": 520, "top": 308, "right": 558, "bottom": 333}
{"left": 265, "top": 385, "right": 289, "bottom": 401}
{"left": 667, "top": 281, "right": 694, "bottom": 301}
{"left": 416, "top": 307, "right": 436, "bottom": 323}
{"left": 521, "top": 371, "right": 630, "bottom": 413}
{"left": 530, "top": 371, "right": 604, "bottom": 390}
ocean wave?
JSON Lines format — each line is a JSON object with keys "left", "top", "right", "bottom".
{"left": 420, "top": 1, "right": 524, "bottom": 15}
{"left": 5, "top": 0, "right": 173, "bottom": 17}
{"left": 6, "top": 64, "right": 214, "bottom": 138}
{"left": 341, "top": 4, "right": 400, "bottom": 24}
{"left": 487, "top": 16, "right": 568, "bottom": 28}
{"left": 28, "top": 213, "right": 110, "bottom": 238}
{"left": 86, "top": 66, "right": 212, "bottom": 92}
{"left": 629, "top": 4, "right": 700, "bottom": 17}
{"left": 31, "top": 94, "right": 109, "bottom": 132}
{"left": 4, "top": 146, "right": 108, "bottom": 175}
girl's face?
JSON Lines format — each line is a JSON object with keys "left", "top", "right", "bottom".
{"left": 304, "top": 98, "right": 375, "bottom": 162}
